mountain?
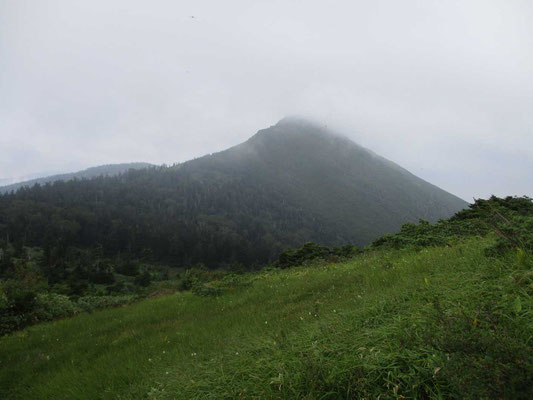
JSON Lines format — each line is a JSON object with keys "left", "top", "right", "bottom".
{"left": 0, "top": 118, "right": 467, "bottom": 267}
{"left": 192, "top": 117, "right": 467, "bottom": 243}
{"left": 0, "top": 163, "right": 153, "bottom": 194}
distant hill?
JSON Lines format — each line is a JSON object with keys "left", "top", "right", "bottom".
{"left": 0, "top": 118, "right": 467, "bottom": 267}
{"left": 0, "top": 163, "right": 153, "bottom": 194}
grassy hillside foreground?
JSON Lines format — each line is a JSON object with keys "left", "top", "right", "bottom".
{"left": 2, "top": 236, "right": 533, "bottom": 399}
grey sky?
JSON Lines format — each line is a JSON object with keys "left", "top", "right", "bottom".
{"left": 1, "top": 0, "right": 532, "bottom": 200}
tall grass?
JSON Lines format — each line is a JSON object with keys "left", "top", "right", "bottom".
{"left": 1, "top": 237, "right": 532, "bottom": 399}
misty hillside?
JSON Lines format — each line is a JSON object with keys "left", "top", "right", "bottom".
{"left": 0, "top": 118, "right": 466, "bottom": 267}
{"left": 0, "top": 163, "right": 153, "bottom": 194}
{"left": 191, "top": 117, "right": 466, "bottom": 243}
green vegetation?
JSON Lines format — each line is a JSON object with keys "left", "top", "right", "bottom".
{"left": 1, "top": 196, "right": 532, "bottom": 399}
{"left": 276, "top": 242, "right": 361, "bottom": 269}
{"left": 0, "top": 246, "right": 174, "bottom": 335}
{"left": 372, "top": 196, "right": 533, "bottom": 254}
{"left": 0, "top": 119, "right": 467, "bottom": 335}
{"left": 0, "top": 195, "right": 528, "bottom": 334}
{"left": 0, "top": 163, "right": 153, "bottom": 194}
{"left": 0, "top": 119, "right": 466, "bottom": 273}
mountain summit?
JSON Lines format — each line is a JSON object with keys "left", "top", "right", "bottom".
{"left": 0, "top": 118, "right": 467, "bottom": 266}
{"left": 184, "top": 117, "right": 466, "bottom": 244}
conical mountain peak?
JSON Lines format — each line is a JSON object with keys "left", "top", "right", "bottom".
{"left": 247, "top": 116, "right": 351, "bottom": 150}
{"left": 275, "top": 116, "right": 323, "bottom": 128}
{"left": 0, "top": 119, "right": 468, "bottom": 269}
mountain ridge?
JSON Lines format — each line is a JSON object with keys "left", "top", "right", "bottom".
{"left": 181, "top": 118, "right": 466, "bottom": 242}
{"left": 0, "top": 118, "right": 467, "bottom": 266}
{"left": 0, "top": 162, "right": 153, "bottom": 194}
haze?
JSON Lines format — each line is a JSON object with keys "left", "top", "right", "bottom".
{"left": 1, "top": 0, "right": 532, "bottom": 200}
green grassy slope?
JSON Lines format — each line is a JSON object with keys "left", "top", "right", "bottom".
{"left": 2, "top": 236, "right": 532, "bottom": 399}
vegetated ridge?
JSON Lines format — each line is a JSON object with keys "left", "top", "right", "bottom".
{"left": 0, "top": 162, "right": 153, "bottom": 194}
{"left": 0, "top": 118, "right": 467, "bottom": 270}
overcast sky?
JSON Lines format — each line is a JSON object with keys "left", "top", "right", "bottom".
{"left": 1, "top": 0, "right": 532, "bottom": 200}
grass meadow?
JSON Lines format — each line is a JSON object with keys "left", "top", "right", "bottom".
{"left": 2, "top": 236, "right": 533, "bottom": 399}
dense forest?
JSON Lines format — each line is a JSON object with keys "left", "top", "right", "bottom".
{"left": 0, "top": 119, "right": 466, "bottom": 270}
{"left": 0, "top": 166, "right": 304, "bottom": 268}
{"left": 0, "top": 163, "right": 152, "bottom": 194}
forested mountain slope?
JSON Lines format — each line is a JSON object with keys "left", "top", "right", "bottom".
{"left": 0, "top": 118, "right": 466, "bottom": 267}
{"left": 0, "top": 163, "right": 153, "bottom": 194}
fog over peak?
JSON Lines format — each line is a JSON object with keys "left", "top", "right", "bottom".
{"left": 275, "top": 116, "right": 321, "bottom": 127}
{"left": 1, "top": 0, "right": 532, "bottom": 199}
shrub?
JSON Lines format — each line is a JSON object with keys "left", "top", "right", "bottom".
{"left": 178, "top": 266, "right": 223, "bottom": 291}
{"left": 106, "top": 281, "right": 126, "bottom": 294}
{"left": 191, "top": 284, "right": 223, "bottom": 297}
{"left": 115, "top": 260, "right": 140, "bottom": 276}
{"left": 134, "top": 271, "right": 152, "bottom": 287}
{"left": 0, "top": 280, "right": 47, "bottom": 334}
{"left": 68, "top": 279, "right": 89, "bottom": 296}
{"left": 76, "top": 295, "right": 135, "bottom": 313}
{"left": 32, "top": 293, "right": 77, "bottom": 322}
{"left": 276, "top": 242, "right": 360, "bottom": 269}
{"left": 89, "top": 269, "right": 116, "bottom": 284}
{"left": 372, "top": 196, "right": 533, "bottom": 253}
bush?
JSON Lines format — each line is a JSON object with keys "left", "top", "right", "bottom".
{"left": 191, "top": 284, "right": 223, "bottom": 297}
{"left": 106, "top": 281, "right": 126, "bottom": 294}
{"left": 276, "top": 242, "right": 360, "bottom": 269}
{"left": 0, "top": 270, "right": 47, "bottom": 334}
{"left": 331, "top": 244, "right": 361, "bottom": 258}
{"left": 68, "top": 279, "right": 89, "bottom": 296}
{"left": 89, "top": 269, "right": 115, "bottom": 285}
{"left": 76, "top": 295, "right": 135, "bottom": 313}
{"left": 32, "top": 293, "right": 77, "bottom": 322}
{"left": 178, "top": 266, "right": 223, "bottom": 291}
{"left": 372, "top": 196, "right": 533, "bottom": 253}
{"left": 115, "top": 260, "right": 140, "bottom": 276}
{"left": 134, "top": 271, "right": 152, "bottom": 287}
